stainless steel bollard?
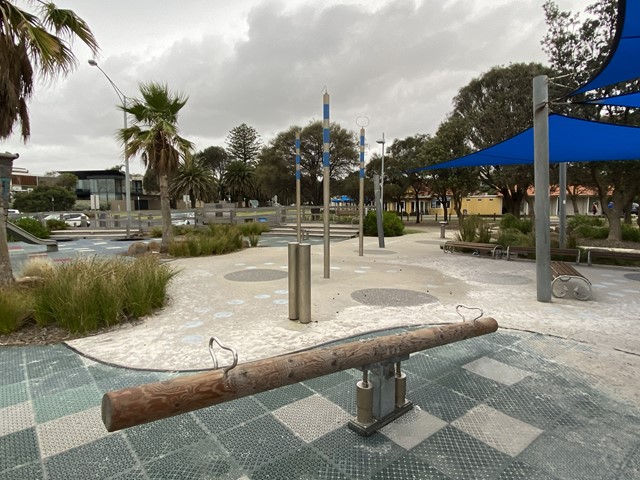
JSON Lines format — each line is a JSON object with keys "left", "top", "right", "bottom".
{"left": 288, "top": 242, "right": 299, "bottom": 320}
{"left": 439, "top": 221, "right": 448, "bottom": 239}
{"left": 298, "top": 243, "right": 311, "bottom": 324}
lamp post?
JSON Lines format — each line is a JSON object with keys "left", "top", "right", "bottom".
{"left": 376, "top": 133, "right": 385, "bottom": 211}
{"left": 88, "top": 60, "right": 132, "bottom": 238}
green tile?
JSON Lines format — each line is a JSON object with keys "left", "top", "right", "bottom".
{"left": 498, "top": 460, "right": 561, "bottom": 480}
{"left": 143, "top": 439, "right": 241, "bottom": 480}
{"left": 0, "top": 427, "right": 40, "bottom": 473}
{"left": 218, "top": 414, "right": 305, "bottom": 472}
{"left": 303, "top": 370, "right": 355, "bottom": 392}
{"left": 44, "top": 434, "right": 136, "bottom": 480}
{"left": 0, "top": 359, "right": 26, "bottom": 386}
{"left": 252, "top": 446, "right": 347, "bottom": 480}
{"left": 408, "top": 382, "right": 478, "bottom": 422}
{"left": 412, "top": 425, "right": 511, "bottom": 480}
{"left": 126, "top": 412, "right": 208, "bottom": 461}
{"left": 30, "top": 367, "right": 94, "bottom": 397}
{"left": 254, "top": 382, "right": 314, "bottom": 411}
{"left": 486, "top": 383, "right": 565, "bottom": 430}
{"left": 94, "top": 371, "right": 160, "bottom": 393}
{"left": 195, "top": 396, "right": 267, "bottom": 434}
{"left": 402, "top": 352, "right": 454, "bottom": 381}
{"left": 33, "top": 383, "right": 101, "bottom": 424}
{"left": 25, "top": 346, "right": 84, "bottom": 380}
{"left": 312, "top": 426, "right": 404, "bottom": 478}
{"left": 371, "top": 453, "right": 450, "bottom": 480}
{"left": 0, "top": 461, "right": 43, "bottom": 480}
{"left": 0, "top": 381, "right": 28, "bottom": 409}
{"left": 0, "top": 347, "right": 25, "bottom": 364}
{"left": 436, "top": 369, "right": 504, "bottom": 402}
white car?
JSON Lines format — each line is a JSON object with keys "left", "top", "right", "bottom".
{"left": 171, "top": 212, "right": 195, "bottom": 226}
{"left": 45, "top": 213, "right": 91, "bottom": 227}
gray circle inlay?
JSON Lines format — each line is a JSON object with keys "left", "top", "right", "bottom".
{"left": 358, "top": 249, "right": 397, "bottom": 255}
{"left": 224, "top": 269, "right": 288, "bottom": 282}
{"left": 470, "top": 273, "right": 532, "bottom": 285}
{"left": 624, "top": 273, "right": 640, "bottom": 282}
{"left": 351, "top": 288, "right": 438, "bottom": 307}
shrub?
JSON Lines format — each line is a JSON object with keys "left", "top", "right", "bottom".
{"left": 45, "top": 219, "right": 68, "bottom": 231}
{"left": 11, "top": 217, "right": 50, "bottom": 239}
{"left": 363, "top": 211, "right": 404, "bottom": 237}
{"left": 169, "top": 224, "right": 244, "bottom": 257}
{"left": 150, "top": 227, "right": 162, "bottom": 238}
{"left": 477, "top": 219, "right": 492, "bottom": 243}
{"left": 32, "top": 257, "right": 176, "bottom": 333}
{"left": 248, "top": 234, "right": 260, "bottom": 247}
{"left": 458, "top": 215, "right": 480, "bottom": 242}
{"left": 622, "top": 224, "right": 640, "bottom": 242}
{"left": 568, "top": 214, "right": 605, "bottom": 229}
{"left": 500, "top": 214, "right": 532, "bottom": 234}
{"left": 0, "top": 287, "right": 34, "bottom": 334}
{"left": 20, "top": 258, "right": 55, "bottom": 278}
{"left": 573, "top": 224, "right": 609, "bottom": 239}
{"left": 496, "top": 228, "right": 534, "bottom": 247}
{"left": 238, "top": 222, "right": 269, "bottom": 236}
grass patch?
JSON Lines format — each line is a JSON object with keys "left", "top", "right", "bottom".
{"left": 30, "top": 256, "right": 176, "bottom": 334}
{"left": 169, "top": 224, "right": 244, "bottom": 257}
{"left": 0, "top": 287, "right": 34, "bottom": 334}
{"left": 238, "top": 222, "right": 270, "bottom": 236}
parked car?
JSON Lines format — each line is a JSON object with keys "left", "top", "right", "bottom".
{"left": 631, "top": 202, "right": 639, "bottom": 215}
{"left": 171, "top": 212, "right": 195, "bottom": 226}
{"left": 8, "top": 209, "right": 20, "bottom": 214}
{"left": 44, "top": 213, "right": 91, "bottom": 227}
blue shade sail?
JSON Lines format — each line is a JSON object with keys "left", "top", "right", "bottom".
{"left": 587, "top": 90, "right": 640, "bottom": 107}
{"left": 571, "top": 0, "right": 640, "bottom": 94}
{"left": 412, "top": 114, "right": 640, "bottom": 171}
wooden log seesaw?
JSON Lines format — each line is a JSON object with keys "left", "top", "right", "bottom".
{"left": 101, "top": 317, "right": 498, "bottom": 435}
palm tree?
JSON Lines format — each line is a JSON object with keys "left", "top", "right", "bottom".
{"left": 118, "top": 82, "right": 193, "bottom": 253}
{"left": 170, "top": 155, "right": 217, "bottom": 208}
{"left": 0, "top": 1, "right": 99, "bottom": 286}
{"left": 223, "top": 160, "right": 255, "bottom": 207}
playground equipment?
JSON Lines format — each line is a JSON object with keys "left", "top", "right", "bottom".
{"left": 101, "top": 317, "right": 498, "bottom": 434}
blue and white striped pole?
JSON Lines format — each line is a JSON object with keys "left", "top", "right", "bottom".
{"left": 359, "top": 127, "right": 365, "bottom": 257}
{"left": 323, "top": 91, "right": 331, "bottom": 278}
{"left": 295, "top": 132, "right": 301, "bottom": 242}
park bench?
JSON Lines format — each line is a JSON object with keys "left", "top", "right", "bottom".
{"left": 587, "top": 249, "right": 640, "bottom": 266}
{"left": 551, "top": 261, "right": 592, "bottom": 301}
{"left": 442, "top": 241, "right": 504, "bottom": 259}
{"left": 506, "top": 246, "right": 581, "bottom": 264}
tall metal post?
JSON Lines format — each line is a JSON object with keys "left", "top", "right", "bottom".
{"left": 323, "top": 91, "right": 331, "bottom": 278}
{"left": 533, "top": 75, "right": 551, "bottom": 302}
{"left": 559, "top": 162, "right": 567, "bottom": 248}
{"left": 298, "top": 243, "right": 311, "bottom": 324}
{"left": 288, "top": 242, "right": 299, "bottom": 321}
{"left": 295, "top": 132, "right": 302, "bottom": 242}
{"left": 359, "top": 128, "right": 365, "bottom": 256}
{"left": 374, "top": 174, "right": 385, "bottom": 248}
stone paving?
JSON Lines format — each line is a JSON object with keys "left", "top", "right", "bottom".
{"left": 2, "top": 225, "right": 640, "bottom": 479}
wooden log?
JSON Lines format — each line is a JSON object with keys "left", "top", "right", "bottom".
{"left": 102, "top": 317, "right": 498, "bottom": 432}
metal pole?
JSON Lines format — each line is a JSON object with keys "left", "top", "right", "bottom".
{"left": 380, "top": 133, "right": 385, "bottom": 210}
{"left": 123, "top": 97, "right": 131, "bottom": 238}
{"left": 374, "top": 174, "right": 385, "bottom": 248}
{"left": 295, "top": 132, "right": 302, "bottom": 243}
{"left": 323, "top": 91, "right": 331, "bottom": 278}
{"left": 288, "top": 242, "right": 299, "bottom": 320}
{"left": 298, "top": 243, "right": 311, "bottom": 324}
{"left": 359, "top": 128, "right": 365, "bottom": 256}
{"left": 559, "top": 162, "right": 567, "bottom": 249}
{"left": 533, "top": 75, "right": 551, "bottom": 302}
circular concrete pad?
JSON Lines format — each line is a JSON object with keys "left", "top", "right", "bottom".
{"left": 224, "top": 269, "right": 288, "bottom": 282}
{"left": 624, "top": 273, "right": 640, "bottom": 282}
{"left": 351, "top": 288, "right": 438, "bottom": 307}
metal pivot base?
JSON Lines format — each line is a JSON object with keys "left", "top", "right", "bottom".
{"left": 348, "top": 400, "right": 414, "bottom": 437}
{"left": 348, "top": 356, "right": 412, "bottom": 437}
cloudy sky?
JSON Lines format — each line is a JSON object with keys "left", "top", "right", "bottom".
{"left": 3, "top": 0, "right": 592, "bottom": 175}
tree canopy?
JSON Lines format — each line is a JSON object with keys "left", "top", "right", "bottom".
{"left": 12, "top": 185, "right": 76, "bottom": 212}
{"left": 225, "top": 124, "right": 262, "bottom": 165}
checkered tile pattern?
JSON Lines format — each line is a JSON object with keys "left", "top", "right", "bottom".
{"left": 1, "top": 331, "right": 639, "bottom": 479}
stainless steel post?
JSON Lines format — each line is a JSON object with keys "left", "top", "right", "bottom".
{"left": 295, "top": 132, "right": 302, "bottom": 243}
{"left": 359, "top": 127, "right": 365, "bottom": 256}
{"left": 533, "top": 75, "right": 551, "bottom": 302}
{"left": 374, "top": 174, "right": 385, "bottom": 248}
{"left": 559, "top": 162, "right": 567, "bottom": 248}
{"left": 288, "top": 242, "right": 299, "bottom": 320}
{"left": 298, "top": 243, "right": 311, "bottom": 324}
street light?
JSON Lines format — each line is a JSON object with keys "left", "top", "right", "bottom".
{"left": 376, "top": 133, "right": 385, "bottom": 211}
{"left": 88, "top": 59, "right": 132, "bottom": 238}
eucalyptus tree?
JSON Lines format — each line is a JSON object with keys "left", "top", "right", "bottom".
{"left": 258, "top": 121, "right": 358, "bottom": 206}
{"left": 543, "top": 0, "right": 640, "bottom": 239}
{"left": 118, "top": 82, "right": 193, "bottom": 253}
{"left": 0, "top": 0, "right": 98, "bottom": 286}
{"left": 452, "top": 62, "right": 556, "bottom": 217}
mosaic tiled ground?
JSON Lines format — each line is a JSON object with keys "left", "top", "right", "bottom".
{"left": 1, "top": 329, "right": 639, "bottom": 479}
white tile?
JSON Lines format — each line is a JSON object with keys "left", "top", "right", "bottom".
{"left": 463, "top": 357, "right": 531, "bottom": 386}
{"left": 37, "top": 406, "right": 110, "bottom": 458}
{"left": 273, "top": 394, "right": 350, "bottom": 443}
{"left": 452, "top": 404, "right": 543, "bottom": 457}
{"left": 381, "top": 406, "right": 447, "bottom": 450}
{"left": 0, "top": 401, "right": 34, "bottom": 436}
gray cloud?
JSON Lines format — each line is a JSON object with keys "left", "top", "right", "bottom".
{"left": 3, "top": 0, "right": 591, "bottom": 174}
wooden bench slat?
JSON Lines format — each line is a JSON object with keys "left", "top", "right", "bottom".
{"left": 587, "top": 249, "right": 640, "bottom": 266}
{"left": 550, "top": 261, "right": 591, "bottom": 301}
{"left": 506, "top": 246, "right": 580, "bottom": 264}
{"left": 442, "top": 241, "right": 503, "bottom": 259}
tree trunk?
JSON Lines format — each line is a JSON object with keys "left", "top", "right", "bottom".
{"left": 604, "top": 207, "right": 623, "bottom": 241}
{"left": 0, "top": 209, "right": 15, "bottom": 287}
{"left": 190, "top": 189, "right": 196, "bottom": 209}
{"left": 414, "top": 192, "right": 420, "bottom": 223}
{"left": 570, "top": 196, "right": 579, "bottom": 215}
{"left": 159, "top": 174, "right": 173, "bottom": 253}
